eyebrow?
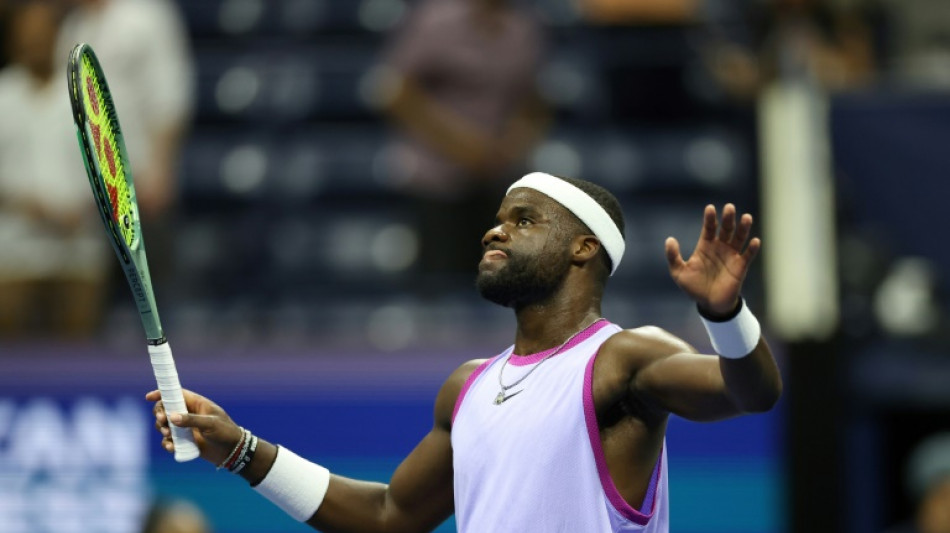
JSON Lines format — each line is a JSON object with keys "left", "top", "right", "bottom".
{"left": 495, "top": 204, "right": 544, "bottom": 224}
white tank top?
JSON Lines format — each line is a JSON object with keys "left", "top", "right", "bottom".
{"left": 451, "top": 319, "right": 669, "bottom": 533}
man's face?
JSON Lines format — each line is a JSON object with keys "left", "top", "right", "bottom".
{"left": 475, "top": 189, "right": 575, "bottom": 308}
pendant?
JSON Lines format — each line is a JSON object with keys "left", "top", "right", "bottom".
{"left": 494, "top": 389, "right": 523, "bottom": 405}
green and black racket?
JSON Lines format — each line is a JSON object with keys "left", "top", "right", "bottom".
{"left": 67, "top": 43, "right": 199, "bottom": 462}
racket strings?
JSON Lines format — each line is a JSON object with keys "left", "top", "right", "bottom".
{"left": 80, "top": 55, "right": 136, "bottom": 249}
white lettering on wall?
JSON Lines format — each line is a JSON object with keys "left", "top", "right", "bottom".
{"left": 0, "top": 397, "right": 149, "bottom": 533}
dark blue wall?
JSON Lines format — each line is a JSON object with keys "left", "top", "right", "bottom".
{"left": 0, "top": 346, "right": 785, "bottom": 533}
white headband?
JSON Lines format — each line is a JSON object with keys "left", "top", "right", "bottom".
{"left": 507, "top": 172, "right": 625, "bottom": 275}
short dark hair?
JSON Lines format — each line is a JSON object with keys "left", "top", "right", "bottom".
{"left": 554, "top": 175, "right": 625, "bottom": 275}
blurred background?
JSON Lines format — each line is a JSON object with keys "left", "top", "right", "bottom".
{"left": 1, "top": 0, "right": 949, "bottom": 532}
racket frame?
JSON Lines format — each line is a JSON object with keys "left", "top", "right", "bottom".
{"left": 67, "top": 43, "right": 165, "bottom": 345}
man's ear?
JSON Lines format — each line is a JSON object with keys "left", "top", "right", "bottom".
{"left": 571, "top": 235, "right": 601, "bottom": 266}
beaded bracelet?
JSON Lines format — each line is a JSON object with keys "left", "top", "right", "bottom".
{"left": 232, "top": 433, "right": 258, "bottom": 474}
{"left": 217, "top": 427, "right": 246, "bottom": 470}
{"left": 226, "top": 429, "right": 252, "bottom": 472}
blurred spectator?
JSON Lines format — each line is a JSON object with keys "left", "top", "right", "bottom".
{"left": 377, "top": 0, "right": 549, "bottom": 283}
{"left": 703, "top": 0, "right": 878, "bottom": 99}
{"left": 141, "top": 498, "right": 212, "bottom": 533}
{"left": 885, "top": 433, "right": 950, "bottom": 533}
{"left": 577, "top": 0, "right": 700, "bottom": 25}
{"left": 56, "top": 0, "right": 194, "bottom": 288}
{"left": 0, "top": 1, "right": 10, "bottom": 70}
{"left": 878, "top": 0, "right": 950, "bottom": 88}
{"left": 56, "top": 0, "right": 193, "bottom": 221}
{"left": 0, "top": 0, "right": 109, "bottom": 338}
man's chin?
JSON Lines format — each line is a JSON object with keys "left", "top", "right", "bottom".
{"left": 475, "top": 274, "right": 515, "bottom": 308}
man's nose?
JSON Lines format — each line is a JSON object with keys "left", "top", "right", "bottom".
{"left": 482, "top": 224, "right": 509, "bottom": 248}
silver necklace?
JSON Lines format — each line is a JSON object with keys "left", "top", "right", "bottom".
{"left": 494, "top": 318, "right": 605, "bottom": 405}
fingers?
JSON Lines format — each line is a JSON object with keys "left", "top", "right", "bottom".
{"left": 718, "top": 204, "right": 737, "bottom": 243}
{"left": 733, "top": 213, "right": 753, "bottom": 248}
{"left": 151, "top": 388, "right": 203, "bottom": 409}
{"left": 665, "top": 237, "right": 684, "bottom": 270}
{"left": 169, "top": 412, "right": 219, "bottom": 433}
{"left": 147, "top": 388, "right": 242, "bottom": 462}
{"left": 149, "top": 390, "right": 194, "bottom": 455}
{"left": 153, "top": 397, "right": 166, "bottom": 423}
{"left": 700, "top": 205, "right": 717, "bottom": 241}
{"left": 703, "top": 204, "right": 756, "bottom": 250}
{"left": 150, "top": 399, "right": 174, "bottom": 452}
{"left": 179, "top": 388, "right": 207, "bottom": 414}
{"left": 743, "top": 236, "right": 762, "bottom": 262}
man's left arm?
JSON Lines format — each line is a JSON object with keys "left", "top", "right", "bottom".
{"left": 607, "top": 324, "right": 779, "bottom": 422}
{"left": 618, "top": 203, "right": 782, "bottom": 421}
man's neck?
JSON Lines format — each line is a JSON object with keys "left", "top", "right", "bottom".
{"left": 512, "top": 301, "right": 602, "bottom": 356}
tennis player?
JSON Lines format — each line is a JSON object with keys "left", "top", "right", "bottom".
{"left": 149, "top": 172, "right": 782, "bottom": 532}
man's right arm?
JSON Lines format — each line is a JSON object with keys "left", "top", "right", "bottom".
{"left": 307, "top": 420, "right": 454, "bottom": 533}
{"left": 304, "top": 360, "right": 481, "bottom": 532}
{"left": 149, "top": 360, "right": 483, "bottom": 533}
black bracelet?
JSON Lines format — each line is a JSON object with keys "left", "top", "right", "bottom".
{"left": 232, "top": 432, "right": 258, "bottom": 475}
{"left": 697, "top": 297, "right": 744, "bottom": 323}
{"left": 246, "top": 444, "right": 279, "bottom": 487}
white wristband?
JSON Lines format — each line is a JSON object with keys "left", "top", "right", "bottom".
{"left": 700, "top": 300, "right": 761, "bottom": 359}
{"left": 254, "top": 446, "right": 331, "bottom": 522}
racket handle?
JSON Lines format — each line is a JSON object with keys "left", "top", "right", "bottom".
{"left": 148, "top": 341, "right": 201, "bottom": 462}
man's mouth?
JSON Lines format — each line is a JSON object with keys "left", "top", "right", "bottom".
{"left": 482, "top": 250, "right": 508, "bottom": 261}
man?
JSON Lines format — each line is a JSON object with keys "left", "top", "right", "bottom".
{"left": 149, "top": 173, "right": 782, "bottom": 532}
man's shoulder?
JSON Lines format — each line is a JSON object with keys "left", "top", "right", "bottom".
{"left": 439, "top": 358, "right": 492, "bottom": 400}
{"left": 599, "top": 325, "right": 695, "bottom": 368}
{"left": 434, "top": 358, "right": 491, "bottom": 430}
{"left": 454, "top": 358, "right": 490, "bottom": 379}
{"left": 603, "top": 325, "right": 690, "bottom": 352}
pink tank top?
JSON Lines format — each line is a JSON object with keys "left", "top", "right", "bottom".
{"left": 451, "top": 320, "right": 669, "bottom": 532}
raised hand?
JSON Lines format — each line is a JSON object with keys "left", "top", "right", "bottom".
{"left": 146, "top": 389, "right": 243, "bottom": 467}
{"left": 665, "top": 204, "right": 761, "bottom": 317}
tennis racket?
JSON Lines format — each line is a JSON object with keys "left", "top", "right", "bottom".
{"left": 67, "top": 43, "right": 199, "bottom": 462}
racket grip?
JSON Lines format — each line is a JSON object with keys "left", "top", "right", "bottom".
{"left": 148, "top": 341, "right": 201, "bottom": 462}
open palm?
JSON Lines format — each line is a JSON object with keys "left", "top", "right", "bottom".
{"left": 665, "top": 204, "right": 761, "bottom": 317}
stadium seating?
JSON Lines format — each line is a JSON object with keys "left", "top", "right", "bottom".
{"left": 172, "top": 0, "right": 758, "bottom": 348}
